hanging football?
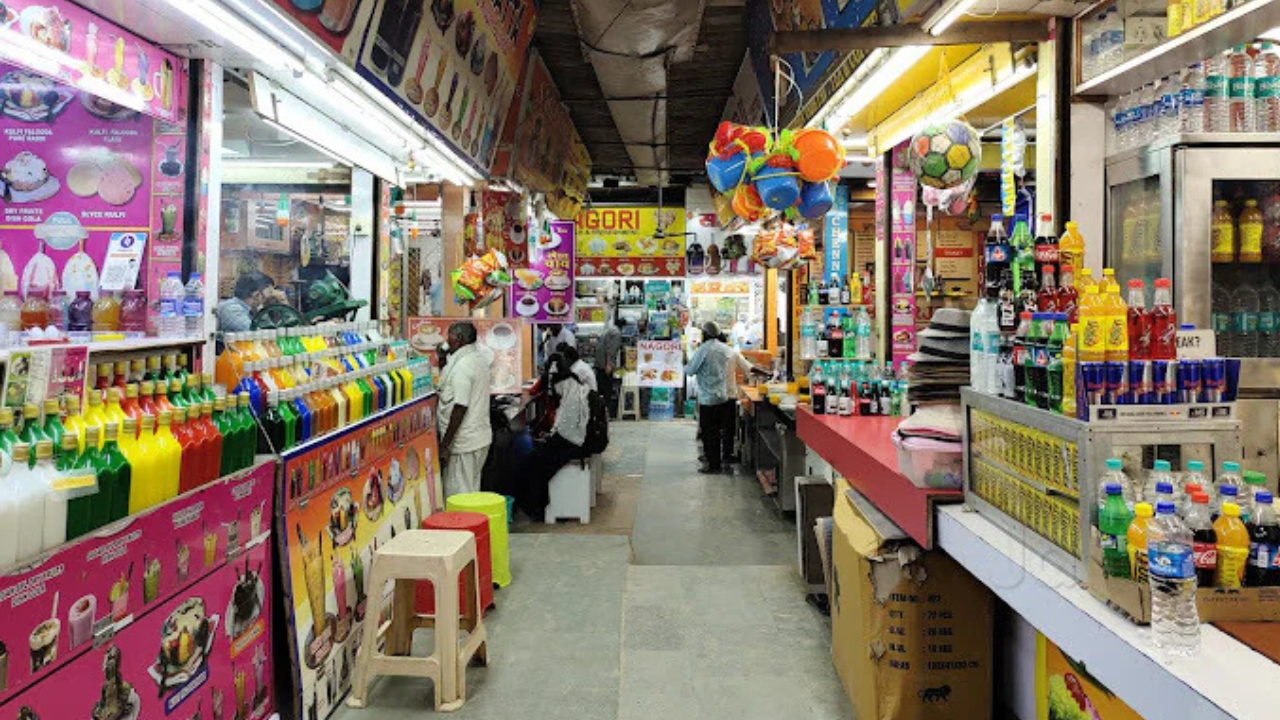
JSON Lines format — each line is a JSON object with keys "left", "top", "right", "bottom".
{"left": 908, "top": 119, "right": 982, "bottom": 190}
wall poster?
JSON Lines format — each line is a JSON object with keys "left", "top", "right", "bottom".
{"left": 405, "top": 317, "right": 523, "bottom": 394}
{"left": 1036, "top": 634, "right": 1142, "bottom": 720}
{"left": 637, "top": 339, "right": 682, "bottom": 388}
{"left": 575, "top": 206, "right": 686, "bottom": 278}
{"left": 890, "top": 144, "right": 917, "bottom": 365}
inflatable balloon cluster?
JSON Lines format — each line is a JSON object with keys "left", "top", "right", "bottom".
{"left": 706, "top": 122, "right": 845, "bottom": 222}
{"left": 451, "top": 249, "right": 512, "bottom": 310}
{"left": 907, "top": 119, "right": 983, "bottom": 190}
{"left": 751, "top": 223, "right": 817, "bottom": 270}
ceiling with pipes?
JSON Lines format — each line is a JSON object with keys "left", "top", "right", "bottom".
{"left": 533, "top": 0, "right": 748, "bottom": 188}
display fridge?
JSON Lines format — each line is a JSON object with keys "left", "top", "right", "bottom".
{"left": 1106, "top": 135, "right": 1280, "bottom": 479}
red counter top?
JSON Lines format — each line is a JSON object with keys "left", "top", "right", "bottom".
{"left": 796, "top": 406, "right": 963, "bottom": 548}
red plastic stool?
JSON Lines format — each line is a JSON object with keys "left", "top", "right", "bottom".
{"left": 416, "top": 512, "right": 494, "bottom": 617}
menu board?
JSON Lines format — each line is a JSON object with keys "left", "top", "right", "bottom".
{"left": 0, "top": 461, "right": 275, "bottom": 712}
{"left": 277, "top": 396, "right": 442, "bottom": 720}
{"left": 508, "top": 219, "right": 573, "bottom": 323}
{"left": 405, "top": 317, "right": 523, "bottom": 395}
{"left": 353, "top": 0, "right": 537, "bottom": 172}
{"left": 637, "top": 339, "right": 683, "bottom": 388}
{"left": 575, "top": 206, "right": 686, "bottom": 278}
{"left": 890, "top": 145, "right": 917, "bottom": 364}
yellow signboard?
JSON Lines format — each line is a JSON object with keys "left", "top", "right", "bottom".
{"left": 574, "top": 206, "right": 687, "bottom": 277}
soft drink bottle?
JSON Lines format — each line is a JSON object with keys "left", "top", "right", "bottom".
{"left": 1078, "top": 286, "right": 1107, "bottom": 362}
{"left": 1148, "top": 501, "right": 1200, "bottom": 656}
{"left": 1214, "top": 501, "right": 1250, "bottom": 587}
{"left": 1126, "top": 279, "right": 1151, "bottom": 360}
{"left": 1033, "top": 213, "right": 1058, "bottom": 278}
{"left": 1256, "top": 43, "right": 1280, "bottom": 133}
{"left": 1241, "top": 199, "right": 1264, "bottom": 263}
{"left": 1046, "top": 313, "right": 1069, "bottom": 413}
{"left": 1213, "top": 484, "right": 1241, "bottom": 521}
{"left": 1024, "top": 313, "right": 1045, "bottom": 408}
{"left": 1128, "top": 502, "right": 1154, "bottom": 580}
{"left": 1103, "top": 284, "right": 1129, "bottom": 363}
{"left": 984, "top": 216, "right": 1011, "bottom": 295}
{"left": 1228, "top": 44, "right": 1255, "bottom": 133}
{"left": 1181, "top": 62, "right": 1207, "bottom": 133}
{"left": 1186, "top": 491, "right": 1218, "bottom": 585}
{"left": 1205, "top": 51, "right": 1229, "bottom": 132}
{"left": 1012, "top": 311, "right": 1031, "bottom": 402}
{"left": 1063, "top": 321, "right": 1078, "bottom": 418}
{"left": 1011, "top": 217, "right": 1036, "bottom": 308}
{"left": 1058, "top": 223, "right": 1086, "bottom": 280}
{"left": 1058, "top": 265, "right": 1080, "bottom": 324}
{"left": 1246, "top": 491, "right": 1280, "bottom": 586}
{"left": 811, "top": 363, "right": 826, "bottom": 416}
{"left": 1100, "top": 482, "right": 1135, "bottom": 578}
{"left": 1038, "top": 265, "right": 1059, "bottom": 312}
{"left": 1150, "top": 278, "right": 1177, "bottom": 360}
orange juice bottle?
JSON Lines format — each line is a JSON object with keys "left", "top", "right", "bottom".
{"left": 1214, "top": 501, "right": 1250, "bottom": 588}
{"left": 1059, "top": 221, "right": 1086, "bottom": 278}
{"left": 153, "top": 410, "right": 183, "bottom": 503}
{"left": 216, "top": 332, "right": 247, "bottom": 390}
{"left": 1078, "top": 285, "right": 1107, "bottom": 362}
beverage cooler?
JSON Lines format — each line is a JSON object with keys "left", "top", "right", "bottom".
{"left": 1106, "top": 135, "right": 1280, "bottom": 478}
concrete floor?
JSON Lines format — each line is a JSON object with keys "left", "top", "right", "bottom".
{"left": 329, "top": 421, "right": 850, "bottom": 720}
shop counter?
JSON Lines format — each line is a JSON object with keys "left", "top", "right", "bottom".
{"left": 747, "top": 395, "right": 804, "bottom": 512}
{"left": 796, "top": 407, "right": 962, "bottom": 548}
{"left": 937, "top": 504, "right": 1280, "bottom": 720}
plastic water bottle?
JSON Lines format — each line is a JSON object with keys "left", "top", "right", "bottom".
{"left": 1256, "top": 43, "right": 1280, "bottom": 133}
{"left": 1102, "top": 10, "right": 1125, "bottom": 71}
{"left": 1212, "top": 278, "right": 1235, "bottom": 356}
{"left": 1180, "top": 460, "right": 1209, "bottom": 516}
{"left": 1256, "top": 270, "right": 1280, "bottom": 357}
{"left": 1156, "top": 75, "right": 1181, "bottom": 139}
{"left": 1136, "top": 83, "right": 1157, "bottom": 146}
{"left": 1181, "top": 63, "right": 1206, "bottom": 133}
{"left": 1148, "top": 501, "right": 1201, "bottom": 657}
{"left": 1205, "top": 52, "right": 1229, "bottom": 132}
{"left": 1146, "top": 460, "right": 1176, "bottom": 505}
{"left": 1233, "top": 277, "right": 1260, "bottom": 357}
{"left": 970, "top": 298, "right": 992, "bottom": 393}
{"left": 1217, "top": 460, "right": 1245, "bottom": 497}
{"left": 1229, "top": 44, "right": 1255, "bottom": 132}
{"left": 1099, "top": 457, "right": 1136, "bottom": 510}
{"left": 854, "top": 307, "right": 873, "bottom": 360}
{"left": 183, "top": 273, "right": 205, "bottom": 338}
{"left": 158, "top": 272, "right": 185, "bottom": 338}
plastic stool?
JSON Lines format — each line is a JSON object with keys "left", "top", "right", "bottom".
{"left": 445, "top": 492, "right": 512, "bottom": 587}
{"left": 416, "top": 512, "right": 494, "bottom": 617}
{"left": 590, "top": 454, "right": 604, "bottom": 507}
{"left": 545, "top": 459, "right": 592, "bottom": 524}
{"left": 618, "top": 372, "right": 641, "bottom": 421}
{"left": 347, "top": 530, "right": 488, "bottom": 712}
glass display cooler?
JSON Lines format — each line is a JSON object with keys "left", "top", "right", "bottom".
{"left": 1106, "top": 135, "right": 1280, "bottom": 477}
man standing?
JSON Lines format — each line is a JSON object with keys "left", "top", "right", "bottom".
{"left": 437, "top": 321, "right": 492, "bottom": 497}
{"left": 594, "top": 316, "right": 624, "bottom": 410}
{"left": 685, "top": 321, "right": 737, "bottom": 474}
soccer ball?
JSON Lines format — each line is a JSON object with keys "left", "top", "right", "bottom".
{"left": 908, "top": 120, "right": 982, "bottom": 190}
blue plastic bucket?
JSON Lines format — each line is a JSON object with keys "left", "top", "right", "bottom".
{"left": 753, "top": 165, "right": 801, "bottom": 210}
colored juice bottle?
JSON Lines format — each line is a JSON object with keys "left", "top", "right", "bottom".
{"left": 115, "top": 417, "right": 142, "bottom": 512}
{"left": 344, "top": 379, "right": 364, "bottom": 422}
{"left": 60, "top": 395, "right": 86, "bottom": 453}
{"left": 104, "top": 387, "right": 128, "bottom": 435}
{"left": 194, "top": 401, "right": 223, "bottom": 483}
{"left": 0, "top": 406, "right": 19, "bottom": 455}
{"left": 94, "top": 363, "right": 113, "bottom": 400}
{"left": 153, "top": 411, "right": 183, "bottom": 503}
{"left": 99, "top": 422, "right": 130, "bottom": 524}
{"left": 1127, "top": 502, "right": 1154, "bottom": 579}
{"left": 61, "top": 430, "right": 97, "bottom": 540}
{"left": 1215, "top": 501, "right": 1250, "bottom": 588}
{"left": 42, "top": 398, "right": 65, "bottom": 461}
{"left": 18, "top": 403, "right": 49, "bottom": 455}
{"left": 129, "top": 359, "right": 145, "bottom": 384}
{"left": 357, "top": 374, "right": 375, "bottom": 416}
{"left": 279, "top": 391, "right": 298, "bottom": 451}
{"left": 234, "top": 393, "right": 255, "bottom": 470}
{"left": 168, "top": 378, "right": 188, "bottom": 409}
{"left": 259, "top": 391, "right": 284, "bottom": 454}
{"left": 34, "top": 440, "right": 66, "bottom": 551}
{"left": 144, "top": 355, "right": 163, "bottom": 384}
{"left": 172, "top": 407, "right": 200, "bottom": 494}
{"left": 112, "top": 361, "right": 129, "bottom": 391}
{"left": 1104, "top": 284, "right": 1129, "bottom": 363}
{"left": 328, "top": 380, "right": 348, "bottom": 429}
{"left": 216, "top": 333, "right": 245, "bottom": 389}
{"left": 154, "top": 380, "right": 175, "bottom": 416}
{"left": 121, "top": 384, "right": 143, "bottom": 434}
{"left": 131, "top": 415, "right": 160, "bottom": 511}
{"left": 137, "top": 380, "right": 159, "bottom": 418}
{"left": 90, "top": 292, "right": 121, "bottom": 331}
{"left": 1078, "top": 285, "right": 1107, "bottom": 363}
{"left": 200, "top": 373, "right": 217, "bottom": 405}
{"left": 213, "top": 397, "right": 235, "bottom": 476}
{"left": 291, "top": 390, "right": 313, "bottom": 444}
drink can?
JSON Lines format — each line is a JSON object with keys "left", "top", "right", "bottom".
{"left": 1081, "top": 362, "right": 1106, "bottom": 407}
{"left": 1178, "top": 358, "right": 1203, "bottom": 404}
{"left": 1202, "top": 357, "right": 1226, "bottom": 402}
{"left": 1127, "top": 360, "right": 1153, "bottom": 404}
{"left": 1104, "top": 361, "right": 1127, "bottom": 404}
{"left": 1151, "top": 360, "right": 1175, "bottom": 404}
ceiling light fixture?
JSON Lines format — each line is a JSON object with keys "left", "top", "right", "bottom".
{"left": 154, "top": 0, "right": 301, "bottom": 74}
{"left": 924, "top": 0, "right": 980, "bottom": 36}
{"left": 221, "top": 160, "right": 337, "bottom": 169}
{"left": 817, "top": 46, "right": 930, "bottom": 134}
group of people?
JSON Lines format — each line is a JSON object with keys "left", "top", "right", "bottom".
{"left": 686, "top": 320, "right": 768, "bottom": 474}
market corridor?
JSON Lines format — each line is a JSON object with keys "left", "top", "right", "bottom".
{"left": 329, "top": 421, "right": 849, "bottom": 719}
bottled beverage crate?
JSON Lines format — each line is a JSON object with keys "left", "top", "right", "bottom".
{"left": 960, "top": 388, "right": 1242, "bottom": 580}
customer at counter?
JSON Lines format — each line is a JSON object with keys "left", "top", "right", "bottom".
{"left": 686, "top": 322, "right": 740, "bottom": 473}
{"left": 437, "top": 321, "right": 493, "bottom": 497}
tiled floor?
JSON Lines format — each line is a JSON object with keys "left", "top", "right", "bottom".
{"left": 328, "top": 421, "right": 850, "bottom": 720}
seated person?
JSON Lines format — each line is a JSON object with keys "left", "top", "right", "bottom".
{"left": 215, "top": 272, "right": 283, "bottom": 332}
{"left": 513, "top": 350, "right": 593, "bottom": 518}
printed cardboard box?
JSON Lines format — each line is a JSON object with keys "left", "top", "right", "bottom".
{"left": 830, "top": 479, "right": 994, "bottom": 719}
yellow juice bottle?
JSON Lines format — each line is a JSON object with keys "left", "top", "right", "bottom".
{"left": 62, "top": 394, "right": 87, "bottom": 453}
{"left": 132, "top": 414, "right": 160, "bottom": 510}
{"left": 1059, "top": 221, "right": 1086, "bottom": 279}
{"left": 82, "top": 390, "right": 109, "bottom": 449}
{"left": 118, "top": 416, "right": 150, "bottom": 513}
{"left": 104, "top": 387, "right": 128, "bottom": 432}
{"left": 1078, "top": 285, "right": 1107, "bottom": 363}
{"left": 153, "top": 410, "right": 183, "bottom": 503}
{"left": 1104, "top": 284, "right": 1130, "bottom": 363}
{"left": 344, "top": 379, "right": 364, "bottom": 422}
{"left": 398, "top": 362, "right": 414, "bottom": 401}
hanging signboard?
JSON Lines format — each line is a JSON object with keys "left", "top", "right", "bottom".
{"left": 890, "top": 144, "right": 917, "bottom": 365}
{"left": 637, "top": 339, "right": 683, "bottom": 388}
{"left": 264, "top": 0, "right": 373, "bottom": 58}
{"left": 575, "top": 206, "right": 686, "bottom": 278}
{"left": 509, "top": 218, "right": 574, "bottom": 323}
{"left": 276, "top": 396, "right": 442, "bottom": 720}
{"left": 501, "top": 49, "right": 589, "bottom": 214}
{"left": 353, "top": 0, "right": 537, "bottom": 172}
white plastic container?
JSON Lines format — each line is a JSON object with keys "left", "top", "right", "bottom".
{"left": 893, "top": 435, "right": 964, "bottom": 489}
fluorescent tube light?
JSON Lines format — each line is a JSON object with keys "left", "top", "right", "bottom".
{"left": 221, "top": 160, "right": 337, "bottom": 168}
{"left": 924, "top": 0, "right": 980, "bottom": 36}
{"left": 155, "top": 0, "right": 301, "bottom": 73}
{"left": 819, "top": 46, "right": 930, "bottom": 133}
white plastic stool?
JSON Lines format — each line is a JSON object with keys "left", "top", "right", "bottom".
{"left": 347, "top": 530, "right": 489, "bottom": 712}
{"left": 545, "top": 459, "right": 592, "bottom": 524}
{"left": 617, "top": 372, "right": 641, "bottom": 421}
{"left": 589, "top": 454, "right": 604, "bottom": 507}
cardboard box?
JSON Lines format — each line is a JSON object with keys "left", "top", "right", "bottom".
{"left": 1087, "top": 529, "right": 1280, "bottom": 623}
{"left": 830, "top": 479, "right": 994, "bottom": 719}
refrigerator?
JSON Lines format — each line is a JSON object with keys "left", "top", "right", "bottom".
{"left": 1106, "top": 135, "right": 1280, "bottom": 480}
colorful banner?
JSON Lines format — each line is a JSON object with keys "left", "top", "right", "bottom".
{"left": 637, "top": 339, "right": 683, "bottom": 388}
{"left": 277, "top": 396, "right": 442, "bottom": 720}
{"left": 501, "top": 49, "right": 589, "bottom": 214}
{"left": 478, "top": 189, "right": 526, "bottom": 264}
{"left": 508, "top": 219, "right": 573, "bottom": 323}
{"left": 0, "top": 461, "right": 275, "bottom": 707}
{"left": 353, "top": 0, "right": 537, "bottom": 172}
{"left": 823, "top": 184, "right": 850, "bottom": 284}
{"left": 890, "top": 144, "right": 917, "bottom": 364}
{"left": 575, "top": 206, "right": 686, "bottom": 278}
{"left": 405, "top": 317, "right": 524, "bottom": 394}
{"left": 265, "top": 0, "right": 372, "bottom": 58}
{"left": 1037, "top": 634, "right": 1142, "bottom": 720}
{"left": 1, "top": 343, "right": 87, "bottom": 408}
{"left": 0, "top": 0, "right": 187, "bottom": 124}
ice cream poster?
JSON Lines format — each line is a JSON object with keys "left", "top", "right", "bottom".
{"left": 0, "top": 536, "right": 275, "bottom": 720}
{"left": 277, "top": 396, "right": 442, "bottom": 720}
{"left": 0, "top": 461, "right": 274, "bottom": 706}
{"left": 1037, "top": 634, "right": 1142, "bottom": 720}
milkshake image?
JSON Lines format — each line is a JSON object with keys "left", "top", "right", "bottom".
{"left": 350, "top": 544, "right": 366, "bottom": 616}
{"left": 233, "top": 666, "right": 248, "bottom": 716}
{"left": 109, "top": 572, "right": 130, "bottom": 622}
{"left": 226, "top": 511, "right": 241, "bottom": 556}
{"left": 211, "top": 687, "right": 224, "bottom": 720}
{"left": 68, "top": 595, "right": 96, "bottom": 649}
{"left": 249, "top": 502, "right": 264, "bottom": 538}
{"left": 204, "top": 525, "right": 218, "bottom": 568}
{"left": 176, "top": 542, "right": 190, "bottom": 583}
{"left": 28, "top": 619, "right": 59, "bottom": 672}
{"left": 298, "top": 525, "right": 327, "bottom": 639}
{"left": 143, "top": 558, "right": 161, "bottom": 604}
{"left": 332, "top": 550, "right": 348, "bottom": 621}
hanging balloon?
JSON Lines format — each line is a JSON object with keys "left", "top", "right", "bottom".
{"left": 797, "top": 181, "right": 834, "bottom": 219}
{"left": 908, "top": 119, "right": 983, "bottom": 190}
{"left": 792, "top": 129, "right": 845, "bottom": 182}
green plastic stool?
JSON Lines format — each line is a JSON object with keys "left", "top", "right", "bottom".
{"left": 446, "top": 492, "right": 512, "bottom": 587}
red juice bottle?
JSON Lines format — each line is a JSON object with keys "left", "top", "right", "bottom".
{"left": 1038, "top": 265, "right": 1059, "bottom": 312}
{"left": 1127, "top": 279, "right": 1152, "bottom": 360}
{"left": 1151, "top": 278, "right": 1178, "bottom": 360}
{"left": 137, "top": 380, "right": 159, "bottom": 418}
{"left": 171, "top": 407, "right": 200, "bottom": 494}
{"left": 1058, "top": 265, "right": 1080, "bottom": 324}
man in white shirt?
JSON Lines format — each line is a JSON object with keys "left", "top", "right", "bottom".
{"left": 542, "top": 324, "right": 576, "bottom": 365}
{"left": 437, "top": 321, "right": 493, "bottom": 498}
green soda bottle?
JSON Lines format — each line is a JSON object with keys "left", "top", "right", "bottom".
{"left": 1100, "top": 482, "right": 1135, "bottom": 579}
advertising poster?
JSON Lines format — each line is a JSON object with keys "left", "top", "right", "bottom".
{"left": 353, "top": 0, "right": 537, "bottom": 172}
{"left": 0, "top": 0, "right": 187, "bottom": 124}
{"left": 637, "top": 339, "right": 683, "bottom": 388}
{"left": 0, "top": 462, "right": 274, "bottom": 709}
{"left": 575, "top": 206, "right": 686, "bottom": 278}
{"left": 266, "top": 0, "right": 374, "bottom": 59}
{"left": 479, "top": 188, "right": 526, "bottom": 265}
{"left": 890, "top": 144, "right": 917, "bottom": 364}
{"left": 1036, "top": 634, "right": 1142, "bottom": 720}
{"left": 503, "top": 49, "right": 589, "bottom": 213}
{"left": 823, "top": 184, "right": 850, "bottom": 284}
{"left": 277, "top": 396, "right": 442, "bottom": 720}
{"left": 509, "top": 219, "right": 573, "bottom": 323}
{"left": 0, "top": 343, "right": 87, "bottom": 408}
{"left": 405, "top": 317, "right": 524, "bottom": 395}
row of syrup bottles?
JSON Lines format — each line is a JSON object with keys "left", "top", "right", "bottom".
{"left": 255, "top": 359, "right": 415, "bottom": 453}
{"left": 216, "top": 321, "right": 386, "bottom": 391}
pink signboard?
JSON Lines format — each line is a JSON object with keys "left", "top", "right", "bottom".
{"left": 0, "top": 461, "right": 275, "bottom": 706}
{"left": 511, "top": 219, "right": 573, "bottom": 323}
{"left": 0, "top": 0, "right": 188, "bottom": 124}
{"left": 890, "top": 144, "right": 917, "bottom": 365}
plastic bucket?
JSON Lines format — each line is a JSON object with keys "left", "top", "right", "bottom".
{"left": 753, "top": 166, "right": 800, "bottom": 210}
{"left": 706, "top": 151, "right": 749, "bottom": 193}
{"left": 797, "top": 181, "right": 834, "bottom": 218}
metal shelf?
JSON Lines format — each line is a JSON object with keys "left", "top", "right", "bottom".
{"left": 0, "top": 335, "right": 206, "bottom": 365}
{"left": 1075, "top": 0, "right": 1280, "bottom": 98}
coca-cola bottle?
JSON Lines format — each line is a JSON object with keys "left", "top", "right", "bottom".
{"left": 1038, "top": 265, "right": 1060, "bottom": 313}
{"left": 1033, "top": 213, "right": 1058, "bottom": 279}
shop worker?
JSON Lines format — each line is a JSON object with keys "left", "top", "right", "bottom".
{"left": 685, "top": 321, "right": 738, "bottom": 474}
{"left": 215, "top": 271, "right": 276, "bottom": 332}
{"left": 438, "top": 320, "right": 493, "bottom": 497}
